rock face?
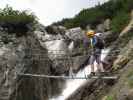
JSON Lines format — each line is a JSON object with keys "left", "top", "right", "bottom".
{"left": 35, "top": 26, "right": 88, "bottom": 75}
{"left": 65, "top": 27, "right": 84, "bottom": 41}
{"left": 65, "top": 27, "right": 86, "bottom": 52}
{"left": 0, "top": 31, "right": 52, "bottom": 100}
{"left": 45, "top": 25, "right": 66, "bottom": 35}
{"left": 12, "top": 34, "right": 52, "bottom": 100}
{"left": 96, "top": 24, "right": 105, "bottom": 32}
{"left": 66, "top": 13, "right": 133, "bottom": 100}
{"left": 35, "top": 30, "right": 69, "bottom": 74}
{"left": 103, "top": 19, "right": 111, "bottom": 31}
{"left": 96, "top": 19, "right": 111, "bottom": 32}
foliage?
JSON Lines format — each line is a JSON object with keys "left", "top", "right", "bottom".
{"left": 0, "top": 5, "right": 37, "bottom": 35}
{"left": 73, "top": 8, "right": 106, "bottom": 29}
{"left": 105, "top": 95, "right": 115, "bottom": 100}
{"left": 45, "top": 26, "right": 57, "bottom": 34}
{"left": 111, "top": 11, "right": 130, "bottom": 33}
{"left": 54, "top": 0, "right": 133, "bottom": 31}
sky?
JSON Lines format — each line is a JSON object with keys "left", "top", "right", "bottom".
{"left": 0, "top": 0, "right": 109, "bottom": 26}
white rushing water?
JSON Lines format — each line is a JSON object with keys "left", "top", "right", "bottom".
{"left": 68, "top": 41, "right": 74, "bottom": 52}
{"left": 50, "top": 49, "right": 110, "bottom": 100}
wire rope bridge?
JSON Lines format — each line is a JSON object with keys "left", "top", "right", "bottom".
{"left": 2, "top": 48, "right": 119, "bottom": 88}
{"left": 14, "top": 49, "right": 119, "bottom": 80}
{"left": 17, "top": 73, "right": 117, "bottom": 79}
{"left": 0, "top": 49, "right": 120, "bottom": 100}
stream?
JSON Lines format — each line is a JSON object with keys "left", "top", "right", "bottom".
{"left": 50, "top": 49, "right": 110, "bottom": 100}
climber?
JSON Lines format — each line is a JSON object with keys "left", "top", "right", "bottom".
{"left": 86, "top": 30, "right": 105, "bottom": 76}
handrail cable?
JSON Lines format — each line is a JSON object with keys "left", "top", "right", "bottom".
{"left": 17, "top": 73, "right": 118, "bottom": 79}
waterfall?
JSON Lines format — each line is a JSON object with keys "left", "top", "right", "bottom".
{"left": 50, "top": 49, "right": 110, "bottom": 100}
{"left": 68, "top": 41, "right": 74, "bottom": 52}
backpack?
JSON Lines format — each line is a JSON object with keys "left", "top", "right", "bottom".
{"left": 92, "top": 35, "right": 105, "bottom": 49}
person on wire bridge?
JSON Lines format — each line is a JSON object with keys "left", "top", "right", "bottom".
{"left": 86, "top": 30, "right": 105, "bottom": 76}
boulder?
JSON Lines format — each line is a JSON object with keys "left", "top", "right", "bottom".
{"left": 96, "top": 19, "right": 111, "bottom": 32}
{"left": 86, "top": 25, "right": 91, "bottom": 30}
{"left": 112, "top": 39, "right": 133, "bottom": 70}
{"left": 65, "top": 27, "right": 85, "bottom": 41}
{"left": 45, "top": 25, "right": 66, "bottom": 35}
{"left": 34, "top": 23, "right": 46, "bottom": 32}
{"left": 65, "top": 27, "right": 85, "bottom": 51}
{"left": 103, "top": 19, "right": 111, "bottom": 31}
{"left": 96, "top": 24, "right": 105, "bottom": 32}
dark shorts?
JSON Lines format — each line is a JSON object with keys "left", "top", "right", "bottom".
{"left": 89, "top": 48, "right": 102, "bottom": 64}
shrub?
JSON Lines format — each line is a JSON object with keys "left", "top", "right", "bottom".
{"left": 111, "top": 11, "right": 130, "bottom": 33}
{"left": 105, "top": 95, "right": 115, "bottom": 100}
{"left": 54, "top": 0, "right": 133, "bottom": 29}
{"left": 0, "top": 5, "right": 37, "bottom": 35}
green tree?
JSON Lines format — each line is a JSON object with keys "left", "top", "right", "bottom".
{"left": 111, "top": 11, "right": 130, "bottom": 33}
